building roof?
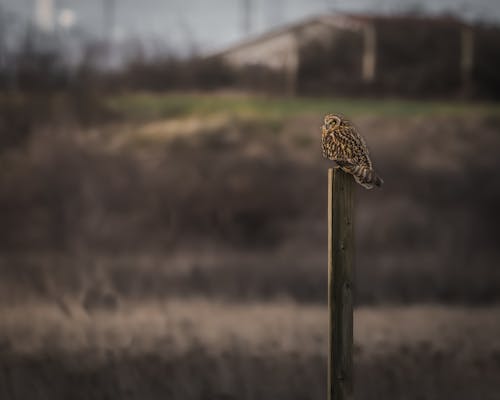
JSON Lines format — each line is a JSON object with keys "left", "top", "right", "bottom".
{"left": 211, "top": 12, "right": 469, "bottom": 58}
{"left": 211, "top": 15, "right": 340, "bottom": 58}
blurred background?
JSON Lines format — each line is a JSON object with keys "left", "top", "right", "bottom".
{"left": 1, "top": 0, "right": 500, "bottom": 399}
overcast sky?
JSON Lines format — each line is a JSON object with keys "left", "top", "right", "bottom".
{"left": 2, "top": 0, "right": 499, "bottom": 54}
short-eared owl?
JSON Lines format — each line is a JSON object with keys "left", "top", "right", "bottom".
{"left": 321, "top": 114, "right": 383, "bottom": 189}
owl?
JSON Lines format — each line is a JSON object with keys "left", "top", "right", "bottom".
{"left": 321, "top": 114, "right": 383, "bottom": 189}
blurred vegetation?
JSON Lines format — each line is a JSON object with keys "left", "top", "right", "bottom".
{"left": 2, "top": 19, "right": 500, "bottom": 99}
{"left": 1, "top": 15, "right": 500, "bottom": 400}
{"left": 1, "top": 12, "right": 500, "bottom": 400}
{"left": 0, "top": 302, "right": 499, "bottom": 400}
{"left": 106, "top": 92, "right": 500, "bottom": 120}
{"left": 0, "top": 92, "right": 499, "bottom": 305}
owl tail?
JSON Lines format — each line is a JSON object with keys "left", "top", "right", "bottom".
{"left": 343, "top": 165, "right": 383, "bottom": 189}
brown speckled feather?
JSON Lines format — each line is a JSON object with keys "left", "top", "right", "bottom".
{"left": 321, "top": 114, "right": 383, "bottom": 189}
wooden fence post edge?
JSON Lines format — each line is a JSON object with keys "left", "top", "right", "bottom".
{"left": 328, "top": 168, "right": 354, "bottom": 400}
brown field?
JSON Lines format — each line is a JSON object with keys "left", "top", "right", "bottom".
{"left": 1, "top": 93, "right": 500, "bottom": 399}
{"left": 0, "top": 301, "right": 499, "bottom": 400}
{"left": 1, "top": 95, "right": 500, "bottom": 304}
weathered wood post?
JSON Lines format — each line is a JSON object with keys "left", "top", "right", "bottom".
{"left": 328, "top": 168, "right": 354, "bottom": 400}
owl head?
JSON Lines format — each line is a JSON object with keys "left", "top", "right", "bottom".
{"left": 323, "top": 114, "right": 342, "bottom": 130}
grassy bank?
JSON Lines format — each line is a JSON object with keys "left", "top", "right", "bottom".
{"left": 106, "top": 92, "right": 500, "bottom": 121}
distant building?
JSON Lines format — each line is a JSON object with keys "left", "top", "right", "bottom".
{"left": 212, "top": 13, "right": 500, "bottom": 98}
{"left": 213, "top": 14, "right": 339, "bottom": 94}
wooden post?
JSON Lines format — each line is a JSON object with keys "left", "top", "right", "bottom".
{"left": 362, "top": 23, "right": 376, "bottom": 83}
{"left": 460, "top": 25, "right": 474, "bottom": 96}
{"left": 328, "top": 168, "right": 354, "bottom": 400}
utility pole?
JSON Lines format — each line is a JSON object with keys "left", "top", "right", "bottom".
{"left": 0, "top": 1, "right": 5, "bottom": 79}
{"left": 35, "top": 0, "right": 55, "bottom": 32}
{"left": 242, "top": 0, "right": 251, "bottom": 36}
{"left": 101, "top": 0, "right": 116, "bottom": 68}
{"left": 460, "top": 25, "right": 474, "bottom": 97}
{"left": 266, "top": 0, "right": 284, "bottom": 28}
{"left": 103, "top": 0, "right": 116, "bottom": 43}
{"left": 362, "top": 23, "right": 376, "bottom": 83}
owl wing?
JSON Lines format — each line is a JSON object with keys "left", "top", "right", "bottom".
{"left": 336, "top": 121, "right": 373, "bottom": 169}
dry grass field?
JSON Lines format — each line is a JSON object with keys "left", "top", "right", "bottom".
{"left": 1, "top": 93, "right": 499, "bottom": 399}
{"left": 1, "top": 94, "right": 499, "bottom": 304}
{"left": 0, "top": 301, "right": 499, "bottom": 400}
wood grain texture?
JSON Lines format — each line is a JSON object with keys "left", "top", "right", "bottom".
{"left": 328, "top": 168, "right": 354, "bottom": 400}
